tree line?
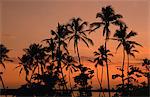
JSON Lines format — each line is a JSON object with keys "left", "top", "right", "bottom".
{"left": 0, "top": 5, "right": 149, "bottom": 97}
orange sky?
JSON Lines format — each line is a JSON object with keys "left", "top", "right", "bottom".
{"left": 0, "top": 0, "right": 150, "bottom": 89}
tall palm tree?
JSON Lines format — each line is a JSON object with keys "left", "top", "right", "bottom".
{"left": 67, "top": 17, "right": 94, "bottom": 65}
{"left": 89, "top": 45, "right": 113, "bottom": 96}
{"left": 0, "top": 44, "right": 12, "bottom": 89}
{"left": 49, "top": 23, "right": 71, "bottom": 90}
{"left": 90, "top": 6, "right": 123, "bottom": 97}
{"left": 113, "top": 24, "right": 142, "bottom": 93}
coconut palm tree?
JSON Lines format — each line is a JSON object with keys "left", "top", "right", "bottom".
{"left": 17, "top": 43, "right": 48, "bottom": 83}
{"left": 49, "top": 23, "right": 71, "bottom": 90}
{"left": 63, "top": 54, "right": 78, "bottom": 89}
{"left": 90, "top": 6, "right": 123, "bottom": 97}
{"left": 67, "top": 17, "right": 94, "bottom": 65}
{"left": 125, "top": 43, "right": 140, "bottom": 95}
{"left": 113, "top": 24, "right": 142, "bottom": 93}
{"left": 17, "top": 54, "right": 32, "bottom": 83}
{"left": 89, "top": 45, "right": 113, "bottom": 97}
{"left": 43, "top": 38, "right": 56, "bottom": 62}
{"left": 0, "top": 44, "right": 12, "bottom": 89}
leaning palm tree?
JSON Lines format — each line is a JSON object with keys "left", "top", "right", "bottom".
{"left": 67, "top": 17, "right": 94, "bottom": 65}
{"left": 113, "top": 24, "right": 142, "bottom": 93}
{"left": 0, "top": 44, "right": 12, "bottom": 89}
{"left": 90, "top": 6, "right": 123, "bottom": 97}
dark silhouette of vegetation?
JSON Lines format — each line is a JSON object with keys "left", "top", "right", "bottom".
{"left": 90, "top": 5, "right": 123, "bottom": 97}
{"left": 74, "top": 65, "right": 94, "bottom": 97}
{"left": 67, "top": 17, "right": 94, "bottom": 65}
{"left": 0, "top": 44, "right": 12, "bottom": 90}
{"left": 0, "top": 5, "right": 149, "bottom": 97}
{"left": 112, "top": 23, "right": 142, "bottom": 95}
{"left": 89, "top": 45, "right": 113, "bottom": 97}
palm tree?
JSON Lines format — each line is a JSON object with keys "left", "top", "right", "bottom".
{"left": 63, "top": 54, "right": 78, "bottom": 95}
{"left": 17, "top": 54, "right": 32, "bottom": 83}
{"left": 89, "top": 45, "right": 113, "bottom": 96}
{"left": 49, "top": 23, "right": 71, "bottom": 90}
{"left": 67, "top": 17, "right": 94, "bottom": 65}
{"left": 90, "top": 6, "right": 123, "bottom": 97}
{"left": 125, "top": 43, "right": 140, "bottom": 95}
{"left": 17, "top": 43, "right": 47, "bottom": 83}
{"left": 113, "top": 24, "right": 142, "bottom": 93}
{"left": 0, "top": 44, "right": 12, "bottom": 89}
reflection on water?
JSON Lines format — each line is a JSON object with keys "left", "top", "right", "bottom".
{"left": 1, "top": 92, "right": 115, "bottom": 97}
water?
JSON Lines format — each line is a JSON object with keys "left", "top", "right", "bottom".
{"left": 1, "top": 92, "right": 115, "bottom": 97}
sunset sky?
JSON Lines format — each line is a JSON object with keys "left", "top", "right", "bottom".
{"left": 0, "top": 0, "right": 150, "bottom": 89}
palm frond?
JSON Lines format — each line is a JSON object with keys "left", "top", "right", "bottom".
{"left": 116, "top": 43, "right": 122, "bottom": 52}
{"left": 126, "top": 31, "right": 137, "bottom": 39}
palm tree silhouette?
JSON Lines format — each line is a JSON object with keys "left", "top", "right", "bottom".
{"left": 49, "top": 23, "right": 71, "bottom": 90}
{"left": 89, "top": 45, "right": 113, "bottom": 96}
{"left": 74, "top": 65, "right": 94, "bottom": 97}
{"left": 0, "top": 44, "right": 12, "bottom": 90}
{"left": 90, "top": 6, "right": 123, "bottom": 97}
{"left": 63, "top": 54, "right": 78, "bottom": 96}
{"left": 113, "top": 24, "right": 142, "bottom": 94}
{"left": 17, "top": 43, "right": 47, "bottom": 83}
{"left": 67, "top": 17, "right": 94, "bottom": 65}
{"left": 43, "top": 38, "right": 56, "bottom": 62}
{"left": 125, "top": 43, "right": 140, "bottom": 95}
{"left": 17, "top": 54, "right": 32, "bottom": 83}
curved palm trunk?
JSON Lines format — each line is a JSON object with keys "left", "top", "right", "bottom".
{"left": 69, "top": 69, "right": 75, "bottom": 97}
{"left": 76, "top": 44, "right": 81, "bottom": 65}
{"left": 122, "top": 49, "right": 125, "bottom": 95}
{"left": 104, "top": 40, "right": 111, "bottom": 97}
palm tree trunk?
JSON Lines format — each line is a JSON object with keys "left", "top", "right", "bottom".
{"left": 104, "top": 40, "right": 111, "bottom": 97}
{"left": 69, "top": 69, "right": 75, "bottom": 97}
{"left": 122, "top": 49, "right": 125, "bottom": 94}
{"left": 101, "top": 66, "right": 106, "bottom": 97}
{"left": 0, "top": 75, "right": 7, "bottom": 97}
{"left": 0, "top": 75, "right": 5, "bottom": 89}
{"left": 69, "top": 69, "right": 72, "bottom": 90}
{"left": 30, "top": 65, "right": 37, "bottom": 83}
{"left": 100, "top": 66, "right": 103, "bottom": 88}
{"left": 58, "top": 38, "right": 68, "bottom": 90}
{"left": 96, "top": 67, "right": 101, "bottom": 89}
{"left": 76, "top": 44, "right": 81, "bottom": 65}
{"left": 60, "top": 67, "right": 68, "bottom": 90}
{"left": 97, "top": 67, "right": 105, "bottom": 97}
{"left": 148, "top": 77, "right": 150, "bottom": 87}
{"left": 127, "top": 55, "right": 130, "bottom": 95}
